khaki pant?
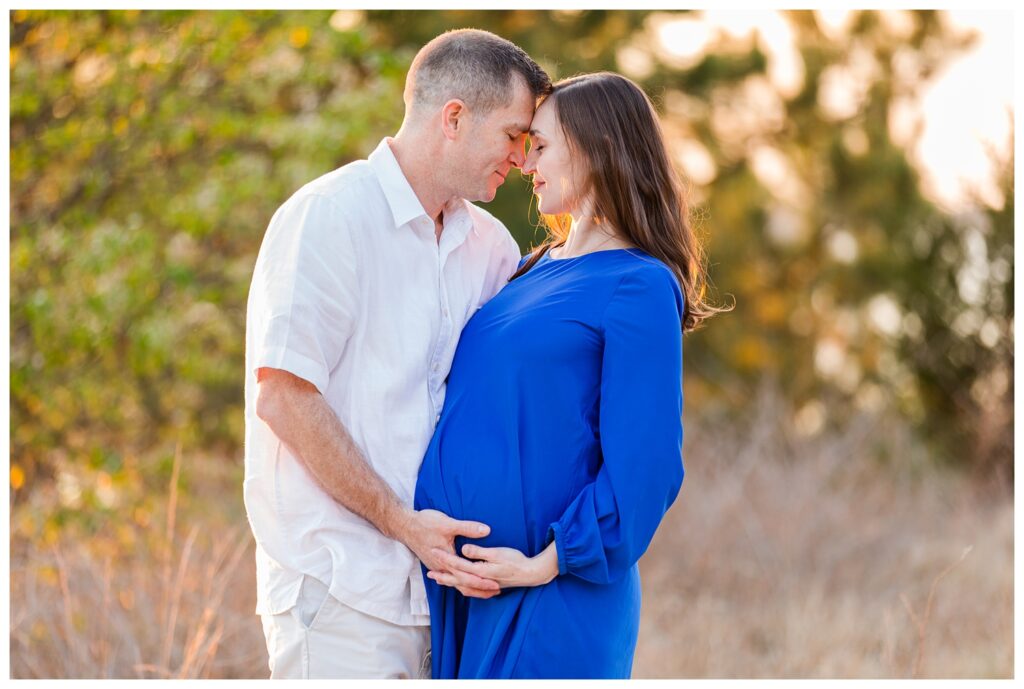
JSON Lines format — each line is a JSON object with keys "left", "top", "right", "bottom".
{"left": 260, "top": 575, "right": 431, "bottom": 679}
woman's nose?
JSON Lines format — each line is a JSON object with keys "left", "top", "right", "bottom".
{"left": 521, "top": 151, "right": 536, "bottom": 175}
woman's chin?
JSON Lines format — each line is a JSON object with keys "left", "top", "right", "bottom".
{"left": 536, "top": 198, "right": 564, "bottom": 216}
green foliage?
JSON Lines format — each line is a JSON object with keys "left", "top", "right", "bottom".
{"left": 10, "top": 10, "right": 1014, "bottom": 529}
{"left": 11, "top": 10, "right": 407, "bottom": 503}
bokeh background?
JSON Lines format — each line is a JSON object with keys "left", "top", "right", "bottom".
{"left": 9, "top": 9, "right": 1014, "bottom": 678}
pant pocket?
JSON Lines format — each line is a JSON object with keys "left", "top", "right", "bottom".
{"left": 293, "top": 574, "right": 331, "bottom": 630}
{"left": 418, "top": 647, "right": 432, "bottom": 679}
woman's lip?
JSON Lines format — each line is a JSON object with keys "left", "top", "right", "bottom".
{"left": 533, "top": 181, "right": 545, "bottom": 190}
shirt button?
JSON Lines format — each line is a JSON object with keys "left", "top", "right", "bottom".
{"left": 435, "top": 414, "right": 441, "bottom": 424}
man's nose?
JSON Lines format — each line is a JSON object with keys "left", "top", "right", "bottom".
{"left": 510, "top": 142, "right": 527, "bottom": 169}
{"left": 505, "top": 138, "right": 528, "bottom": 168}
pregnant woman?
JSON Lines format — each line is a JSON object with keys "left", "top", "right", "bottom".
{"left": 414, "top": 72, "right": 725, "bottom": 678}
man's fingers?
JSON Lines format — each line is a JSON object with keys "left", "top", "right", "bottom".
{"left": 457, "top": 586, "right": 499, "bottom": 599}
{"left": 458, "top": 571, "right": 499, "bottom": 590}
{"left": 427, "top": 570, "right": 459, "bottom": 587}
{"left": 432, "top": 549, "right": 489, "bottom": 579}
{"left": 427, "top": 571, "right": 499, "bottom": 599}
{"left": 445, "top": 517, "right": 490, "bottom": 539}
{"left": 430, "top": 551, "right": 499, "bottom": 590}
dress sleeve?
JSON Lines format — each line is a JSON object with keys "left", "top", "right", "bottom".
{"left": 548, "top": 266, "right": 685, "bottom": 584}
{"left": 249, "top": 192, "right": 359, "bottom": 395}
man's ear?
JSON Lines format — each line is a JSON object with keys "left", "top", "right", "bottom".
{"left": 440, "top": 99, "right": 467, "bottom": 141}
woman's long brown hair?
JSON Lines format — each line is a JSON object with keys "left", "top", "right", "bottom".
{"left": 510, "top": 72, "right": 729, "bottom": 332}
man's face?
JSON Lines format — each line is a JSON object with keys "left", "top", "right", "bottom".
{"left": 455, "top": 78, "right": 536, "bottom": 203}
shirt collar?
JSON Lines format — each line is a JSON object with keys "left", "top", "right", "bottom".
{"left": 368, "top": 138, "right": 480, "bottom": 239}
{"left": 368, "top": 137, "right": 430, "bottom": 230}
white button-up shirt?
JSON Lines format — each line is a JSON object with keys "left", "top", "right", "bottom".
{"left": 243, "top": 138, "right": 521, "bottom": 625}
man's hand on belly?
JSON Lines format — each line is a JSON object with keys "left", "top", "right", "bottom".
{"left": 397, "top": 508, "right": 502, "bottom": 598}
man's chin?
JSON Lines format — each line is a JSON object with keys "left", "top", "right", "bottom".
{"left": 460, "top": 180, "right": 501, "bottom": 204}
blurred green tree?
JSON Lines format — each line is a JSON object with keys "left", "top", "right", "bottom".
{"left": 9, "top": 10, "right": 1013, "bottom": 522}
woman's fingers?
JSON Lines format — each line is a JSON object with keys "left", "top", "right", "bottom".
{"left": 462, "top": 544, "right": 516, "bottom": 563}
{"left": 461, "top": 544, "right": 492, "bottom": 560}
{"left": 429, "top": 549, "right": 500, "bottom": 590}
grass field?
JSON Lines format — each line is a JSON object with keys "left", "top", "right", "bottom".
{"left": 10, "top": 396, "right": 1013, "bottom": 678}
{"left": 635, "top": 398, "right": 1013, "bottom": 678}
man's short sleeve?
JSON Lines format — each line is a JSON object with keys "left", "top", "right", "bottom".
{"left": 249, "top": 192, "right": 359, "bottom": 395}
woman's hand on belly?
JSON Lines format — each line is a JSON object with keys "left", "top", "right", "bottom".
{"left": 427, "top": 542, "right": 559, "bottom": 591}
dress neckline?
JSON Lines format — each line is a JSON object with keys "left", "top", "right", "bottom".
{"left": 541, "top": 247, "right": 643, "bottom": 263}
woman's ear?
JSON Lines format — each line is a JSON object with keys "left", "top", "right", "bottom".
{"left": 440, "top": 99, "right": 467, "bottom": 141}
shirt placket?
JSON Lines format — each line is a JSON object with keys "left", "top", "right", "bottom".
{"left": 427, "top": 226, "right": 455, "bottom": 425}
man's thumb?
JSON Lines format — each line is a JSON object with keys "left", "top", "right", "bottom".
{"left": 452, "top": 519, "right": 490, "bottom": 538}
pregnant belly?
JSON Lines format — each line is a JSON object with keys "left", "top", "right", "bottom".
{"left": 416, "top": 430, "right": 533, "bottom": 553}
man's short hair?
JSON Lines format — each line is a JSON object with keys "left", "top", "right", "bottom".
{"left": 405, "top": 29, "right": 551, "bottom": 117}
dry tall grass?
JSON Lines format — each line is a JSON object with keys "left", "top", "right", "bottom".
{"left": 10, "top": 393, "right": 1013, "bottom": 678}
{"left": 10, "top": 446, "right": 267, "bottom": 679}
{"left": 635, "top": 389, "right": 1013, "bottom": 678}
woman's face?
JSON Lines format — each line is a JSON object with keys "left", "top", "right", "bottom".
{"left": 522, "top": 98, "right": 589, "bottom": 216}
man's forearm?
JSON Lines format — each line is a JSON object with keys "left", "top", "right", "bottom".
{"left": 254, "top": 368, "right": 499, "bottom": 596}
{"left": 265, "top": 387, "right": 410, "bottom": 542}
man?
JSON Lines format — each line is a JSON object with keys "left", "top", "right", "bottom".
{"left": 243, "top": 29, "right": 550, "bottom": 679}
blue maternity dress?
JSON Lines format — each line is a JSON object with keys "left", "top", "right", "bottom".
{"left": 414, "top": 248, "right": 685, "bottom": 679}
